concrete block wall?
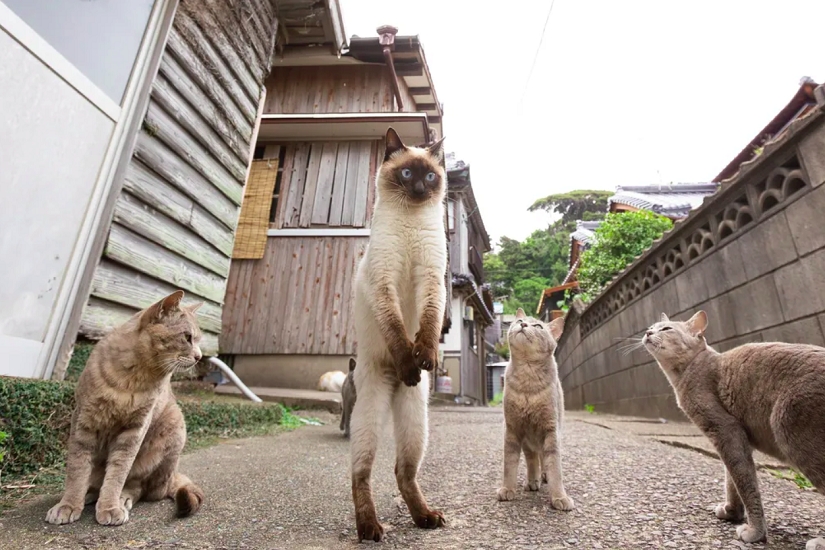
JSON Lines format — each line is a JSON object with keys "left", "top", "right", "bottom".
{"left": 556, "top": 106, "right": 825, "bottom": 420}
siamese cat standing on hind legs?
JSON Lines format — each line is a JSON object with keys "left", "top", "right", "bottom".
{"left": 350, "top": 127, "right": 447, "bottom": 542}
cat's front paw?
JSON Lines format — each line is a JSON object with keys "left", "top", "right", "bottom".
{"left": 412, "top": 338, "right": 439, "bottom": 371}
{"left": 526, "top": 479, "right": 541, "bottom": 492}
{"left": 95, "top": 501, "right": 130, "bottom": 526}
{"left": 806, "top": 537, "right": 825, "bottom": 550}
{"left": 398, "top": 361, "right": 421, "bottom": 387}
{"left": 736, "top": 523, "right": 767, "bottom": 543}
{"left": 551, "top": 494, "right": 575, "bottom": 511}
{"left": 394, "top": 343, "right": 421, "bottom": 386}
{"left": 714, "top": 502, "right": 744, "bottom": 522}
{"left": 497, "top": 487, "right": 515, "bottom": 501}
{"left": 46, "top": 502, "right": 83, "bottom": 525}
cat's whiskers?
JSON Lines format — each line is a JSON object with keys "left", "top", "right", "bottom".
{"left": 618, "top": 335, "right": 647, "bottom": 356}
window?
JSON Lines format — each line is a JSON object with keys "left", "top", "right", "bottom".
{"left": 5, "top": 0, "right": 157, "bottom": 104}
{"left": 447, "top": 199, "right": 456, "bottom": 232}
{"left": 266, "top": 141, "right": 378, "bottom": 229}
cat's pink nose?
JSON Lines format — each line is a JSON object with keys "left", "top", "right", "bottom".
{"left": 645, "top": 330, "right": 653, "bottom": 337}
{"left": 193, "top": 347, "right": 203, "bottom": 361}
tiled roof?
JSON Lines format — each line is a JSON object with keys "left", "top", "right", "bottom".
{"left": 608, "top": 183, "right": 719, "bottom": 219}
{"left": 570, "top": 220, "right": 602, "bottom": 245}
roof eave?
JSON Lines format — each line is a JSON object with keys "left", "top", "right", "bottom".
{"left": 713, "top": 81, "right": 819, "bottom": 182}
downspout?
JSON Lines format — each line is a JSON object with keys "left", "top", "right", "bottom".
{"left": 377, "top": 25, "right": 403, "bottom": 111}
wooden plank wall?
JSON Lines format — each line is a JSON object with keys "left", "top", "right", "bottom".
{"left": 221, "top": 236, "right": 368, "bottom": 354}
{"left": 273, "top": 140, "right": 380, "bottom": 228}
{"left": 79, "top": 0, "right": 279, "bottom": 355}
{"left": 263, "top": 66, "right": 393, "bottom": 113}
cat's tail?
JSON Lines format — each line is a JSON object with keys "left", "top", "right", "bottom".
{"left": 170, "top": 472, "right": 204, "bottom": 518}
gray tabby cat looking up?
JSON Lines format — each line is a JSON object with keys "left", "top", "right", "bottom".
{"left": 497, "top": 308, "right": 574, "bottom": 511}
{"left": 642, "top": 311, "right": 825, "bottom": 549}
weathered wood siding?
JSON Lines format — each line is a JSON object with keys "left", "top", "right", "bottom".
{"left": 271, "top": 140, "right": 381, "bottom": 228}
{"left": 263, "top": 66, "right": 393, "bottom": 113}
{"left": 79, "top": 0, "right": 279, "bottom": 355}
{"left": 221, "top": 236, "right": 368, "bottom": 354}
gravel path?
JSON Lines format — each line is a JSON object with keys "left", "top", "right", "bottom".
{"left": 2, "top": 408, "right": 823, "bottom": 549}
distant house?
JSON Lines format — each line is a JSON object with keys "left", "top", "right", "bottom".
{"left": 608, "top": 183, "right": 719, "bottom": 219}
{"left": 217, "top": 20, "right": 448, "bottom": 393}
{"left": 537, "top": 183, "right": 717, "bottom": 321}
{"left": 440, "top": 153, "right": 494, "bottom": 404}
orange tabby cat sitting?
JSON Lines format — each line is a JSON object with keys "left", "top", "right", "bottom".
{"left": 46, "top": 290, "right": 204, "bottom": 526}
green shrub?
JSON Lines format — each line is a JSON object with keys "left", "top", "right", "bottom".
{"left": 180, "top": 400, "right": 284, "bottom": 438}
{"left": 65, "top": 341, "right": 95, "bottom": 382}
{"left": 0, "top": 431, "right": 7, "bottom": 464}
{"left": 0, "top": 377, "right": 75, "bottom": 477}
{"left": 577, "top": 211, "right": 672, "bottom": 297}
{"left": 0, "top": 376, "right": 287, "bottom": 478}
{"left": 489, "top": 392, "right": 503, "bottom": 406}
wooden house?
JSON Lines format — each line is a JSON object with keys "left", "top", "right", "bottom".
{"left": 1, "top": 0, "right": 308, "bottom": 380}
{"left": 440, "top": 154, "right": 494, "bottom": 404}
{"left": 217, "top": 24, "right": 448, "bottom": 391}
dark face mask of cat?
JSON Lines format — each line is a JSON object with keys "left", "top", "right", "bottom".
{"left": 381, "top": 127, "right": 446, "bottom": 204}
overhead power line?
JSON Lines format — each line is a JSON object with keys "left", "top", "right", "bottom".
{"left": 518, "top": 0, "right": 557, "bottom": 112}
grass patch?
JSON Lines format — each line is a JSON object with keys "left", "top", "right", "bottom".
{"left": 489, "top": 392, "right": 503, "bottom": 406}
{"left": 0, "top": 376, "right": 311, "bottom": 513}
{"left": 766, "top": 468, "right": 814, "bottom": 490}
{"left": 584, "top": 403, "right": 596, "bottom": 414}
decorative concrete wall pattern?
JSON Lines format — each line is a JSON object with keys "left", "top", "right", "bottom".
{"left": 556, "top": 101, "right": 825, "bottom": 420}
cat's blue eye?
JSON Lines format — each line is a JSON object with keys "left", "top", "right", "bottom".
{"left": 184, "top": 331, "right": 193, "bottom": 343}
{"left": 660, "top": 327, "right": 673, "bottom": 332}
{"left": 425, "top": 172, "right": 436, "bottom": 182}
{"left": 401, "top": 168, "right": 412, "bottom": 179}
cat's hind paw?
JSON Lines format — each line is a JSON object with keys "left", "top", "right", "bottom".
{"left": 497, "top": 487, "right": 515, "bottom": 501}
{"left": 736, "top": 523, "right": 766, "bottom": 543}
{"left": 714, "top": 502, "right": 744, "bottom": 522}
{"left": 551, "top": 495, "right": 575, "bottom": 511}
{"left": 526, "top": 479, "right": 541, "bottom": 492}
{"left": 413, "top": 508, "right": 445, "bottom": 529}
{"left": 46, "top": 502, "right": 83, "bottom": 525}
{"left": 356, "top": 517, "right": 384, "bottom": 542}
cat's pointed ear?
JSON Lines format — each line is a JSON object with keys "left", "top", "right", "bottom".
{"left": 515, "top": 308, "right": 526, "bottom": 320}
{"left": 187, "top": 302, "right": 203, "bottom": 314}
{"left": 548, "top": 317, "right": 564, "bottom": 341}
{"left": 349, "top": 358, "right": 356, "bottom": 372}
{"left": 686, "top": 310, "right": 708, "bottom": 336}
{"left": 660, "top": 312, "right": 669, "bottom": 323}
{"left": 141, "top": 290, "right": 184, "bottom": 326}
{"left": 427, "top": 135, "right": 446, "bottom": 163}
{"left": 384, "top": 127, "right": 406, "bottom": 161}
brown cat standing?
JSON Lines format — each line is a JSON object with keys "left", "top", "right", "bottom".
{"left": 643, "top": 311, "right": 825, "bottom": 549}
{"left": 46, "top": 290, "right": 204, "bottom": 526}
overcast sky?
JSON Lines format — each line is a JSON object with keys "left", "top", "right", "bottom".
{"left": 342, "top": 0, "right": 824, "bottom": 248}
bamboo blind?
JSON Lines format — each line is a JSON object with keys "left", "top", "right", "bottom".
{"left": 232, "top": 159, "right": 279, "bottom": 259}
